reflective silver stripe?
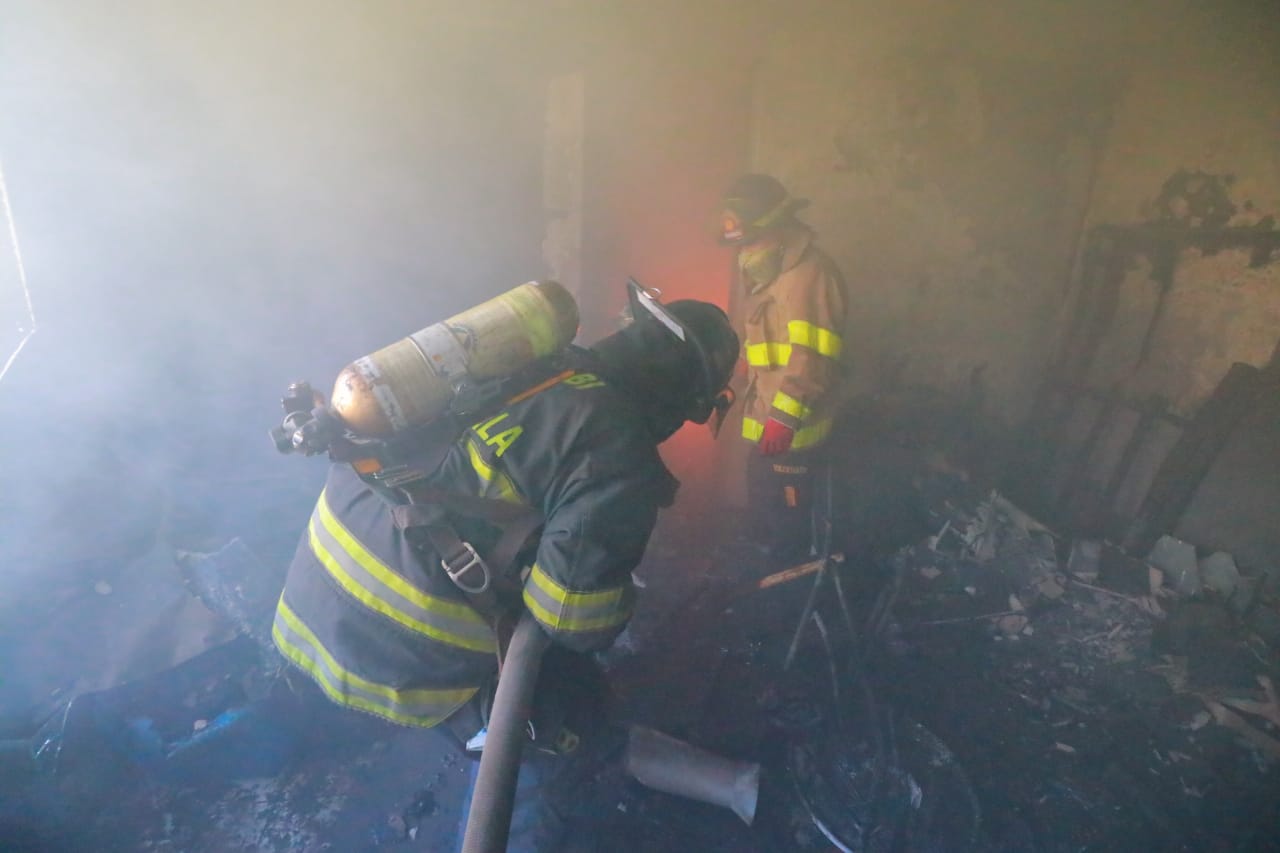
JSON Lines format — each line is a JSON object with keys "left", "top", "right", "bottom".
{"left": 272, "top": 598, "right": 476, "bottom": 728}
{"left": 309, "top": 492, "right": 495, "bottom": 654}
{"left": 521, "top": 564, "right": 633, "bottom": 634}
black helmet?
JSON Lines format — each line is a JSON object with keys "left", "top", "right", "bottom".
{"left": 665, "top": 299, "right": 738, "bottom": 423}
{"left": 590, "top": 283, "right": 739, "bottom": 439}
{"left": 717, "top": 173, "right": 809, "bottom": 245}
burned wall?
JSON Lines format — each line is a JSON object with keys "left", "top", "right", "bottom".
{"left": 746, "top": 0, "right": 1133, "bottom": 421}
{"left": 1066, "top": 4, "right": 1280, "bottom": 415}
{"left": 1025, "top": 2, "right": 1280, "bottom": 573}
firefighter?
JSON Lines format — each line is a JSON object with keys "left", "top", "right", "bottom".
{"left": 718, "top": 173, "right": 848, "bottom": 561}
{"left": 272, "top": 296, "right": 739, "bottom": 852}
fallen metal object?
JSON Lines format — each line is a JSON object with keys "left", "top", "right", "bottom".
{"left": 624, "top": 725, "right": 761, "bottom": 826}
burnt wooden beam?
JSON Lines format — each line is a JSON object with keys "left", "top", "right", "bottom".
{"left": 1121, "top": 363, "right": 1268, "bottom": 555}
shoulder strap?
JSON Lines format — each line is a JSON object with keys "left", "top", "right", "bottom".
{"left": 389, "top": 489, "right": 543, "bottom": 621}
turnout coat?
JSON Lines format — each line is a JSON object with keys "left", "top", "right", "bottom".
{"left": 274, "top": 361, "right": 677, "bottom": 727}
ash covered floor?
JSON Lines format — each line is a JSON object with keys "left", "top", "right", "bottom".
{"left": 5, "top": 428, "right": 1280, "bottom": 852}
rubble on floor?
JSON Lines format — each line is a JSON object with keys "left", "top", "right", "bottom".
{"left": 5, "top": 435, "right": 1278, "bottom": 851}
{"left": 870, "top": 480, "right": 1280, "bottom": 850}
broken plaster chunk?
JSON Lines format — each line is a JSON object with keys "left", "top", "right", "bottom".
{"left": 1068, "top": 539, "right": 1102, "bottom": 580}
{"left": 1187, "top": 710, "right": 1212, "bottom": 731}
{"left": 998, "top": 614, "right": 1029, "bottom": 636}
{"left": 1199, "top": 552, "right": 1240, "bottom": 600}
{"left": 1229, "top": 575, "right": 1261, "bottom": 616}
{"left": 1035, "top": 575, "right": 1066, "bottom": 600}
{"left": 1148, "top": 536, "right": 1201, "bottom": 597}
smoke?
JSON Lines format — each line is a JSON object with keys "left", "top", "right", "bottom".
{"left": 0, "top": 1, "right": 565, "bottom": 585}
{"left": 0, "top": 157, "right": 37, "bottom": 383}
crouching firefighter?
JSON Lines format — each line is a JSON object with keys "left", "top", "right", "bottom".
{"left": 268, "top": 280, "right": 738, "bottom": 852}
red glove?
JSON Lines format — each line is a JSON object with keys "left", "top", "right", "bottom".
{"left": 758, "top": 418, "right": 795, "bottom": 457}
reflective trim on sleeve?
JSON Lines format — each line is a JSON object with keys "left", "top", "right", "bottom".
{"left": 742, "top": 416, "right": 832, "bottom": 449}
{"left": 466, "top": 438, "right": 522, "bottom": 504}
{"left": 745, "top": 341, "right": 792, "bottom": 368}
{"left": 771, "top": 390, "right": 813, "bottom": 422}
{"left": 310, "top": 490, "right": 496, "bottom": 654}
{"left": 787, "top": 321, "right": 843, "bottom": 358}
{"left": 794, "top": 418, "right": 833, "bottom": 448}
{"left": 522, "top": 564, "right": 633, "bottom": 634}
{"left": 272, "top": 597, "right": 478, "bottom": 728}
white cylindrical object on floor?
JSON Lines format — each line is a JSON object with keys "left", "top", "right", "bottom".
{"left": 624, "top": 725, "right": 761, "bottom": 825}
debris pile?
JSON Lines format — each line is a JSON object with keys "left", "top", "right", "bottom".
{"left": 870, "top": 477, "right": 1280, "bottom": 848}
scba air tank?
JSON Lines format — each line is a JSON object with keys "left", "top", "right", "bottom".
{"left": 330, "top": 280, "right": 579, "bottom": 437}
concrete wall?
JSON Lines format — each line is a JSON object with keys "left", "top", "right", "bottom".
{"left": 1072, "top": 3, "right": 1280, "bottom": 416}
{"left": 747, "top": 0, "right": 1135, "bottom": 421}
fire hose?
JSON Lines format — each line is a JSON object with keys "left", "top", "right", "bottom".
{"left": 461, "top": 611, "right": 551, "bottom": 853}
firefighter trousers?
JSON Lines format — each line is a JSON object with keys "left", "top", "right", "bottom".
{"left": 746, "top": 446, "right": 832, "bottom": 562}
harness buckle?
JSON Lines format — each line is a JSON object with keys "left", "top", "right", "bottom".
{"left": 442, "top": 542, "right": 491, "bottom": 595}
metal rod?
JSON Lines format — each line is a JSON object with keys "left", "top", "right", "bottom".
{"left": 783, "top": 556, "right": 829, "bottom": 671}
{"left": 783, "top": 464, "right": 839, "bottom": 671}
{"left": 460, "top": 612, "right": 551, "bottom": 853}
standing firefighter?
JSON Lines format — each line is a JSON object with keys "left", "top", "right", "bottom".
{"left": 718, "top": 174, "right": 849, "bottom": 560}
{"left": 272, "top": 284, "right": 738, "bottom": 852}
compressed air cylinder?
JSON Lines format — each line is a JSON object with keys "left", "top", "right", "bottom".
{"left": 330, "top": 280, "right": 579, "bottom": 437}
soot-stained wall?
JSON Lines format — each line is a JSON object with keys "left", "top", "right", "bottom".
{"left": 1069, "top": 3, "right": 1280, "bottom": 416}
{"left": 746, "top": 0, "right": 1132, "bottom": 421}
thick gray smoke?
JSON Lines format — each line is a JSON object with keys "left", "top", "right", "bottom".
{"left": 0, "top": 2, "right": 561, "bottom": 590}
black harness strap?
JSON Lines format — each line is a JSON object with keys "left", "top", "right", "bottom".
{"left": 390, "top": 494, "right": 543, "bottom": 620}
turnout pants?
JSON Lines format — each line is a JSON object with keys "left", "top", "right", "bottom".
{"left": 746, "top": 446, "right": 830, "bottom": 562}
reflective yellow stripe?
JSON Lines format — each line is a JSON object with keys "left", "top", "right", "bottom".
{"left": 311, "top": 491, "right": 495, "bottom": 654}
{"left": 742, "top": 416, "right": 832, "bottom": 449}
{"left": 466, "top": 439, "right": 521, "bottom": 504}
{"left": 272, "top": 598, "right": 476, "bottom": 728}
{"left": 787, "top": 321, "right": 843, "bottom": 358}
{"left": 794, "top": 418, "right": 832, "bottom": 448}
{"left": 745, "top": 341, "right": 792, "bottom": 367}
{"left": 771, "top": 390, "right": 812, "bottom": 421}
{"left": 522, "top": 564, "right": 632, "bottom": 634}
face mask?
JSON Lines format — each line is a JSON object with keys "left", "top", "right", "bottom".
{"left": 738, "top": 245, "right": 784, "bottom": 288}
